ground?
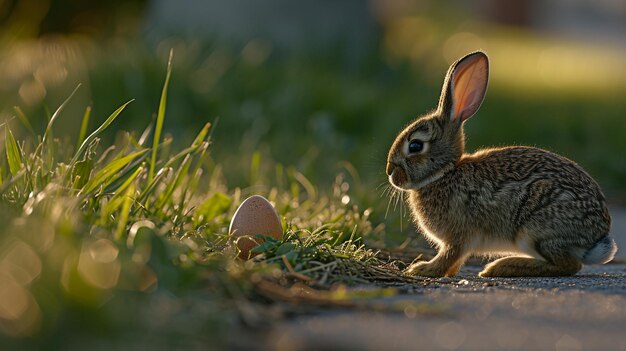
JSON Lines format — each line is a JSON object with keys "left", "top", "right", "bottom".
{"left": 231, "top": 208, "right": 626, "bottom": 351}
{"left": 259, "top": 264, "right": 626, "bottom": 351}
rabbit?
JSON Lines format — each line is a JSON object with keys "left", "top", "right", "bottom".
{"left": 386, "top": 51, "right": 617, "bottom": 277}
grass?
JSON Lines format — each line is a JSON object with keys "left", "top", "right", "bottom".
{"left": 2, "top": 29, "right": 625, "bottom": 348}
{"left": 0, "top": 57, "right": 427, "bottom": 349}
{"left": 3, "top": 36, "right": 625, "bottom": 205}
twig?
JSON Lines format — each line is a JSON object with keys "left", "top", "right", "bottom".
{"left": 281, "top": 255, "right": 313, "bottom": 282}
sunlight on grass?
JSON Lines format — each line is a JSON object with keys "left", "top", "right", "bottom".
{"left": 382, "top": 16, "right": 626, "bottom": 94}
{"left": 0, "top": 30, "right": 624, "bottom": 203}
{"left": 482, "top": 35, "right": 626, "bottom": 94}
{"left": 0, "top": 56, "right": 424, "bottom": 347}
{"left": 149, "top": 49, "right": 173, "bottom": 183}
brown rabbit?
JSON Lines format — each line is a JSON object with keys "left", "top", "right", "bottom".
{"left": 386, "top": 51, "right": 617, "bottom": 277}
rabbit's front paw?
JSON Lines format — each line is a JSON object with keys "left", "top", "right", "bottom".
{"left": 406, "top": 261, "right": 447, "bottom": 277}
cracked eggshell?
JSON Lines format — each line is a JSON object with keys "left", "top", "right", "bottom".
{"left": 229, "top": 195, "right": 283, "bottom": 260}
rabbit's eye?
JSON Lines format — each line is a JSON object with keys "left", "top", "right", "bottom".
{"left": 408, "top": 140, "right": 424, "bottom": 153}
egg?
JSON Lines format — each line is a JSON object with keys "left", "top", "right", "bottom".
{"left": 229, "top": 195, "right": 283, "bottom": 259}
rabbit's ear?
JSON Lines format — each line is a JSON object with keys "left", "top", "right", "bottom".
{"left": 438, "top": 51, "right": 489, "bottom": 122}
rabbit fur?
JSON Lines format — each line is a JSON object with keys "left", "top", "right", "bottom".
{"left": 386, "top": 51, "right": 617, "bottom": 277}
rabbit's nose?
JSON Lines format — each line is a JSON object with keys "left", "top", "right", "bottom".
{"left": 386, "top": 162, "right": 397, "bottom": 176}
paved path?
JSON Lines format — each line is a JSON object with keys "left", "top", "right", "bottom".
{"left": 261, "top": 208, "right": 626, "bottom": 351}
{"left": 265, "top": 264, "right": 626, "bottom": 351}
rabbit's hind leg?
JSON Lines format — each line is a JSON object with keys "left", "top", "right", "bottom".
{"left": 479, "top": 256, "right": 581, "bottom": 277}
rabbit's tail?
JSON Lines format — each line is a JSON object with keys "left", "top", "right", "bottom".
{"left": 578, "top": 235, "right": 618, "bottom": 264}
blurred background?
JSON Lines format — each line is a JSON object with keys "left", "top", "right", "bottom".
{"left": 3, "top": 2, "right": 626, "bottom": 346}
{"left": 1, "top": 0, "right": 626, "bottom": 211}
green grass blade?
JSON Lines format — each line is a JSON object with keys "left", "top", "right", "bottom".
{"left": 136, "top": 167, "right": 170, "bottom": 208}
{"left": 99, "top": 150, "right": 151, "bottom": 194}
{"left": 161, "top": 137, "right": 205, "bottom": 170}
{"left": 101, "top": 153, "right": 149, "bottom": 194}
{"left": 71, "top": 159, "right": 93, "bottom": 189}
{"left": 76, "top": 105, "right": 92, "bottom": 150}
{"left": 80, "top": 149, "right": 149, "bottom": 195}
{"left": 138, "top": 122, "right": 153, "bottom": 146}
{"left": 177, "top": 141, "right": 209, "bottom": 215}
{"left": 193, "top": 191, "right": 232, "bottom": 225}
{"left": 112, "top": 166, "right": 143, "bottom": 200}
{"left": 106, "top": 167, "right": 144, "bottom": 202}
{"left": 134, "top": 125, "right": 206, "bottom": 212}
{"left": 115, "top": 180, "right": 136, "bottom": 241}
{"left": 0, "top": 169, "right": 25, "bottom": 195}
{"left": 107, "top": 166, "right": 143, "bottom": 220}
{"left": 154, "top": 154, "right": 191, "bottom": 211}
{"left": 5, "top": 126, "right": 23, "bottom": 176}
{"left": 149, "top": 49, "right": 173, "bottom": 183}
{"left": 42, "top": 84, "right": 81, "bottom": 147}
{"left": 164, "top": 136, "right": 209, "bottom": 212}
{"left": 13, "top": 106, "right": 35, "bottom": 137}
{"left": 71, "top": 100, "right": 133, "bottom": 166}
{"left": 191, "top": 122, "right": 211, "bottom": 148}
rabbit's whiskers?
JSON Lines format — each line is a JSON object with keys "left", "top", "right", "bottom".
{"left": 384, "top": 187, "right": 393, "bottom": 219}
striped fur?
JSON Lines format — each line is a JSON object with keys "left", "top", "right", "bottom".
{"left": 386, "top": 51, "right": 615, "bottom": 277}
